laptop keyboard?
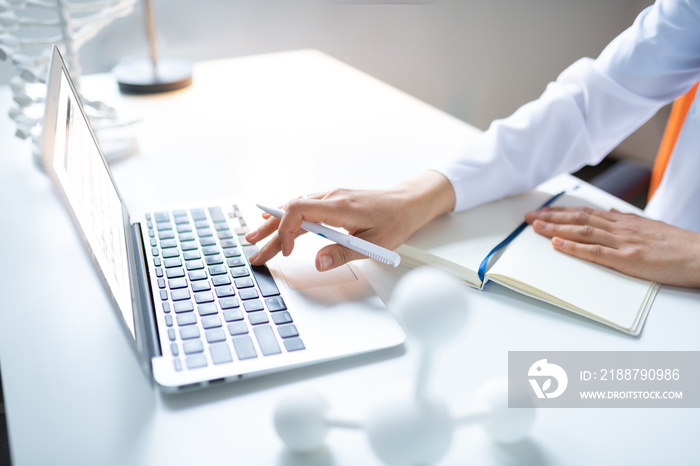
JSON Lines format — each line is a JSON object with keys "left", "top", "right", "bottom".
{"left": 145, "top": 205, "right": 305, "bottom": 372}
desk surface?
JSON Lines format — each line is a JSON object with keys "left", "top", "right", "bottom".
{"left": 1, "top": 50, "right": 699, "bottom": 466}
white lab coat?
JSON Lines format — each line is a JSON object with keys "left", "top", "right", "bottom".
{"left": 435, "top": 0, "right": 700, "bottom": 233}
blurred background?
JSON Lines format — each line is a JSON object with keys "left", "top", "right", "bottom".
{"left": 0, "top": 0, "right": 659, "bottom": 166}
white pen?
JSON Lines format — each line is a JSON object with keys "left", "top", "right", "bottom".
{"left": 257, "top": 204, "right": 401, "bottom": 268}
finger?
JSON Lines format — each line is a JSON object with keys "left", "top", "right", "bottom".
{"left": 277, "top": 197, "right": 357, "bottom": 256}
{"left": 532, "top": 219, "right": 621, "bottom": 247}
{"left": 315, "top": 243, "right": 366, "bottom": 271}
{"left": 526, "top": 206, "right": 617, "bottom": 229}
{"left": 245, "top": 215, "right": 281, "bottom": 244}
{"left": 551, "top": 236, "right": 627, "bottom": 270}
{"left": 248, "top": 229, "right": 307, "bottom": 265}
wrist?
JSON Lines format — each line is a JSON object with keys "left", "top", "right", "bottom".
{"left": 390, "top": 170, "right": 456, "bottom": 236}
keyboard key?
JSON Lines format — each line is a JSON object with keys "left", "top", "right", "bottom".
{"left": 200, "top": 237, "right": 217, "bottom": 247}
{"left": 159, "top": 290, "right": 168, "bottom": 300}
{"left": 208, "top": 206, "right": 226, "bottom": 222}
{"left": 148, "top": 229, "right": 155, "bottom": 238}
{"left": 174, "top": 216, "right": 190, "bottom": 225}
{"left": 197, "top": 228, "right": 213, "bottom": 238}
{"left": 223, "top": 247, "right": 241, "bottom": 258}
{"left": 180, "top": 326, "right": 200, "bottom": 340}
{"left": 168, "top": 278, "right": 187, "bottom": 289}
{"left": 234, "top": 277, "right": 254, "bottom": 289}
{"left": 176, "top": 223, "right": 192, "bottom": 233}
{"left": 205, "top": 328, "right": 227, "bottom": 343}
{"left": 160, "top": 238, "right": 177, "bottom": 248}
{"left": 158, "top": 230, "right": 175, "bottom": 240}
{"left": 205, "top": 254, "right": 224, "bottom": 265}
{"left": 168, "top": 328, "right": 176, "bottom": 341}
{"left": 154, "top": 212, "right": 169, "bottom": 222}
{"left": 156, "top": 221, "right": 172, "bottom": 231}
{"left": 153, "top": 257, "right": 162, "bottom": 267}
{"left": 242, "top": 245, "right": 259, "bottom": 259}
{"left": 213, "top": 275, "right": 232, "bottom": 286}
{"left": 230, "top": 267, "right": 249, "bottom": 278}
{"left": 164, "top": 257, "right": 182, "bottom": 268}
{"left": 201, "top": 315, "right": 222, "bottom": 329}
{"left": 157, "top": 278, "right": 165, "bottom": 289}
{"left": 232, "top": 335, "right": 257, "bottom": 360}
{"left": 186, "top": 354, "right": 207, "bottom": 369}
{"left": 220, "top": 239, "right": 237, "bottom": 248}
{"left": 220, "top": 297, "right": 240, "bottom": 309}
{"left": 251, "top": 265, "right": 280, "bottom": 297}
{"left": 213, "top": 222, "right": 230, "bottom": 231}
{"left": 215, "top": 285, "right": 235, "bottom": 298}
{"left": 210, "top": 343, "right": 233, "bottom": 365}
{"left": 243, "top": 299, "right": 264, "bottom": 312}
{"left": 197, "top": 303, "right": 219, "bottom": 316}
{"left": 254, "top": 325, "right": 281, "bottom": 356}
{"left": 179, "top": 232, "right": 196, "bottom": 242}
{"left": 272, "top": 311, "right": 293, "bottom": 325}
{"left": 228, "top": 321, "right": 248, "bottom": 335}
{"left": 162, "top": 248, "right": 180, "bottom": 259}
{"left": 183, "top": 250, "right": 201, "bottom": 260}
{"left": 155, "top": 267, "right": 163, "bottom": 277}
{"left": 284, "top": 337, "right": 305, "bottom": 352}
{"left": 266, "top": 296, "right": 287, "bottom": 312}
{"left": 224, "top": 308, "right": 244, "bottom": 322}
{"left": 209, "top": 264, "right": 228, "bottom": 276}
{"left": 248, "top": 311, "right": 269, "bottom": 325}
{"left": 171, "top": 289, "right": 191, "bottom": 301}
{"left": 173, "top": 301, "right": 194, "bottom": 313}
{"left": 165, "top": 314, "right": 173, "bottom": 326}
{"left": 180, "top": 240, "right": 198, "bottom": 251}
{"left": 194, "top": 291, "right": 215, "bottom": 304}
{"left": 188, "top": 270, "right": 208, "bottom": 281}
{"left": 166, "top": 267, "right": 185, "bottom": 279}
{"left": 170, "top": 343, "right": 179, "bottom": 356}
{"left": 182, "top": 338, "right": 204, "bottom": 354}
{"left": 151, "top": 247, "right": 159, "bottom": 257}
{"left": 192, "top": 280, "right": 211, "bottom": 292}
{"left": 174, "top": 359, "right": 182, "bottom": 371}
{"left": 162, "top": 302, "right": 171, "bottom": 313}
{"left": 176, "top": 313, "right": 197, "bottom": 326}
{"left": 239, "top": 288, "right": 258, "bottom": 301}
{"left": 195, "top": 219, "right": 210, "bottom": 229}
{"left": 227, "top": 257, "right": 245, "bottom": 268}
{"left": 172, "top": 209, "right": 188, "bottom": 218}
{"left": 235, "top": 226, "right": 249, "bottom": 235}
{"left": 202, "top": 245, "right": 220, "bottom": 256}
{"left": 277, "top": 324, "right": 299, "bottom": 339}
{"left": 217, "top": 230, "right": 234, "bottom": 240}
{"left": 190, "top": 208, "right": 207, "bottom": 220}
{"left": 186, "top": 259, "right": 204, "bottom": 270}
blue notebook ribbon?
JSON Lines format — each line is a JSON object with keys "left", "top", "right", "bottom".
{"left": 477, "top": 189, "right": 569, "bottom": 284}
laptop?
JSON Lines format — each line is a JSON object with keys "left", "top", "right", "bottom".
{"left": 40, "top": 47, "right": 405, "bottom": 392}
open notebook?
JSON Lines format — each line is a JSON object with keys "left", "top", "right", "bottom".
{"left": 396, "top": 175, "right": 658, "bottom": 335}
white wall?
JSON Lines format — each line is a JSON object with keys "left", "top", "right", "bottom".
{"left": 1, "top": 0, "right": 660, "bottom": 163}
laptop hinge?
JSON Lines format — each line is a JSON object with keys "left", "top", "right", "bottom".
{"left": 129, "top": 222, "right": 163, "bottom": 360}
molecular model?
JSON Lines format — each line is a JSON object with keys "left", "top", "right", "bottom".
{"left": 274, "top": 267, "right": 536, "bottom": 465}
{"left": 0, "top": 0, "right": 138, "bottom": 162}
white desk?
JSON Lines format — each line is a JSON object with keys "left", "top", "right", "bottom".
{"left": 1, "top": 50, "right": 699, "bottom": 466}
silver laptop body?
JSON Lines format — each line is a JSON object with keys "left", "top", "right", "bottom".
{"left": 40, "top": 47, "right": 405, "bottom": 392}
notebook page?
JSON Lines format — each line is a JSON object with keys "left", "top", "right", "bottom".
{"left": 487, "top": 194, "right": 655, "bottom": 331}
{"left": 396, "top": 190, "right": 555, "bottom": 284}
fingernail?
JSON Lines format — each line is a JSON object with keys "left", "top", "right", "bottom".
{"left": 552, "top": 237, "right": 565, "bottom": 247}
{"left": 245, "top": 231, "right": 258, "bottom": 242}
{"left": 248, "top": 252, "right": 260, "bottom": 264}
{"left": 533, "top": 219, "right": 547, "bottom": 231}
{"left": 318, "top": 254, "right": 332, "bottom": 271}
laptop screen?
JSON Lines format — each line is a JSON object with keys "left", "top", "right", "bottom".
{"left": 44, "top": 53, "right": 135, "bottom": 338}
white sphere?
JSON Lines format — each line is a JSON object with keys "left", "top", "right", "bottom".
{"left": 391, "top": 267, "right": 468, "bottom": 347}
{"left": 274, "top": 390, "right": 330, "bottom": 453}
{"left": 366, "top": 398, "right": 453, "bottom": 466}
{"left": 474, "top": 378, "right": 536, "bottom": 444}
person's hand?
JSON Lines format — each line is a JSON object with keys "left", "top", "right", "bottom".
{"left": 525, "top": 206, "right": 700, "bottom": 288}
{"left": 246, "top": 171, "right": 455, "bottom": 271}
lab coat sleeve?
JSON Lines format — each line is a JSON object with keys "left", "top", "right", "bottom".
{"left": 435, "top": 0, "right": 700, "bottom": 213}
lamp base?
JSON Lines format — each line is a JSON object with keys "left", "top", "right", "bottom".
{"left": 113, "top": 57, "right": 193, "bottom": 94}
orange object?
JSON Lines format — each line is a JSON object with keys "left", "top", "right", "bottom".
{"left": 648, "top": 82, "right": 699, "bottom": 200}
